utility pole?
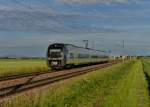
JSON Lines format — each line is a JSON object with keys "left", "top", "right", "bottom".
{"left": 122, "top": 40, "right": 125, "bottom": 62}
{"left": 123, "top": 40, "right": 125, "bottom": 50}
{"left": 82, "top": 40, "right": 89, "bottom": 49}
{"left": 91, "top": 41, "right": 95, "bottom": 49}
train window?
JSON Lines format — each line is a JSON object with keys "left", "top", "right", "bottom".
{"left": 91, "top": 55, "right": 98, "bottom": 58}
{"left": 50, "top": 52, "right": 61, "bottom": 58}
{"left": 100, "top": 56, "right": 108, "bottom": 58}
{"left": 94, "top": 55, "right": 109, "bottom": 58}
{"left": 70, "top": 53, "right": 74, "bottom": 59}
{"left": 78, "top": 53, "right": 89, "bottom": 58}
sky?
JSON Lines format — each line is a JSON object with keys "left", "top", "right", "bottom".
{"left": 0, "top": 0, "right": 150, "bottom": 57}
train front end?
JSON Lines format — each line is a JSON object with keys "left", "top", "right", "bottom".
{"left": 47, "top": 43, "right": 66, "bottom": 69}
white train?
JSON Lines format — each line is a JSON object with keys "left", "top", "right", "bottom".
{"left": 47, "top": 43, "right": 109, "bottom": 69}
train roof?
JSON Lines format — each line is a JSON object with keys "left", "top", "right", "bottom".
{"left": 49, "top": 43, "right": 107, "bottom": 53}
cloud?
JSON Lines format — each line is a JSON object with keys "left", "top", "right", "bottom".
{"left": 0, "top": 7, "right": 128, "bottom": 33}
{"left": 0, "top": 0, "right": 146, "bottom": 33}
{"left": 57, "top": 0, "right": 141, "bottom": 5}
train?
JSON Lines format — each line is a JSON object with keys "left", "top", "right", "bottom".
{"left": 47, "top": 43, "right": 110, "bottom": 69}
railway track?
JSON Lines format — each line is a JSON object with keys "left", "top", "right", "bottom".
{"left": 0, "top": 71, "right": 52, "bottom": 82}
{"left": 0, "top": 61, "right": 120, "bottom": 99}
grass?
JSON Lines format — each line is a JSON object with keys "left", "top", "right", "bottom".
{"left": 143, "top": 59, "right": 150, "bottom": 77}
{"left": 2, "top": 61, "right": 135, "bottom": 107}
{"left": 142, "top": 59, "right": 150, "bottom": 97}
{"left": 0, "top": 59, "right": 49, "bottom": 77}
{"left": 103, "top": 60, "right": 150, "bottom": 107}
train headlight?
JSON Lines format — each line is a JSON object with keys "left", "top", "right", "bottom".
{"left": 51, "top": 61, "right": 58, "bottom": 66}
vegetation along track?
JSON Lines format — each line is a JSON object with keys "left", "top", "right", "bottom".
{"left": 103, "top": 60, "right": 150, "bottom": 107}
{"left": 0, "top": 61, "right": 120, "bottom": 99}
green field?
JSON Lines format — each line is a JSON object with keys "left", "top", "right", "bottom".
{"left": 143, "top": 59, "right": 150, "bottom": 79}
{"left": 0, "top": 59, "right": 49, "bottom": 77}
{"left": 2, "top": 60, "right": 150, "bottom": 107}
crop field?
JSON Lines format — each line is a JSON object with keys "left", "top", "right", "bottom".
{"left": 1, "top": 60, "right": 150, "bottom": 107}
{"left": 0, "top": 59, "right": 49, "bottom": 77}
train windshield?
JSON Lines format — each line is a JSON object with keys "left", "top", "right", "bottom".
{"left": 50, "top": 50, "right": 62, "bottom": 58}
